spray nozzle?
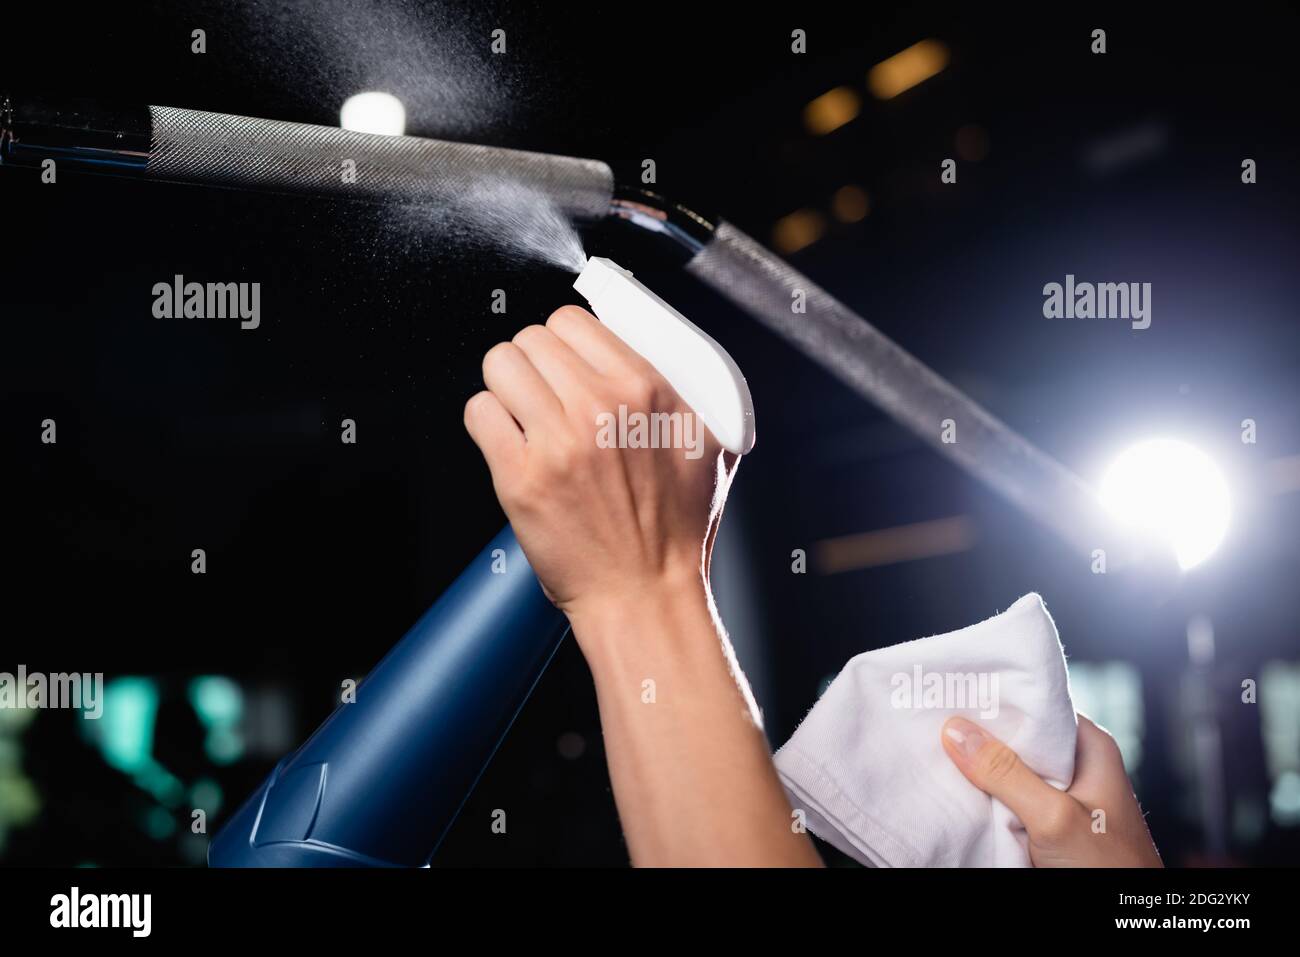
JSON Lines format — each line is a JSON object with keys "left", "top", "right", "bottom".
{"left": 574, "top": 257, "right": 755, "bottom": 456}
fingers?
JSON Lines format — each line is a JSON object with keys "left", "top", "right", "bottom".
{"left": 463, "top": 391, "right": 524, "bottom": 474}
{"left": 468, "top": 306, "right": 696, "bottom": 476}
{"left": 481, "top": 340, "right": 564, "bottom": 434}
{"left": 510, "top": 324, "right": 596, "bottom": 413}
{"left": 941, "top": 716, "right": 1084, "bottom": 842}
{"left": 546, "top": 304, "right": 660, "bottom": 380}
{"left": 1069, "top": 713, "right": 1128, "bottom": 796}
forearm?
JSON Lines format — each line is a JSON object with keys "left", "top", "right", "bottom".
{"left": 569, "top": 578, "right": 822, "bottom": 867}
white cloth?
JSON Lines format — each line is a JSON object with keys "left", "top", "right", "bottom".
{"left": 774, "top": 593, "right": 1077, "bottom": 867}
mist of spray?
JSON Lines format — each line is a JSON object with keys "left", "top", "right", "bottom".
{"left": 455, "top": 177, "right": 589, "bottom": 273}
{"left": 374, "top": 174, "right": 589, "bottom": 273}
{"left": 231, "top": 0, "right": 589, "bottom": 272}
{"left": 228, "top": 0, "right": 534, "bottom": 138}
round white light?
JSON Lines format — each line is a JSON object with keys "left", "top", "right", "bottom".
{"left": 1100, "top": 438, "right": 1230, "bottom": 570}
{"left": 339, "top": 91, "right": 406, "bottom": 136}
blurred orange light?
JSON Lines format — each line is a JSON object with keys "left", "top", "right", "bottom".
{"left": 868, "top": 39, "right": 950, "bottom": 100}
{"left": 772, "top": 209, "right": 826, "bottom": 254}
{"left": 815, "top": 516, "right": 976, "bottom": 573}
{"left": 832, "top": 185, "right": 870, "bottom": 222}
{"left": 803, "top": 86, "right": 861, "bottom": 135}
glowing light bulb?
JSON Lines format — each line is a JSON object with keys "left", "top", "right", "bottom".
{"left": 339, "top": 92, "right": 406, "bottom": 136}
{"left": 1100, "top": 438, "right": 1230, "bottom": 570}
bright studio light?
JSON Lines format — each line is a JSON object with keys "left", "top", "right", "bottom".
{"left": 339, "top": 91, "right": 406, "bottom": 136}
{"left": 1100, "top": 438, "right": 1230, "bottom": 570}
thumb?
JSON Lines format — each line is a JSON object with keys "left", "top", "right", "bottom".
{"left": 941, "top": 717, "right": 1079, "bottom": 842}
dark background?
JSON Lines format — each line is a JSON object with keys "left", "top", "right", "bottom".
{"left": 3, "top": 1, "right": 1298, "bottom": 866}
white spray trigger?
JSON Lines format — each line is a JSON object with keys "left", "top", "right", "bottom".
{"left": 573, "top": 257, "right": 755, "bottom": 455}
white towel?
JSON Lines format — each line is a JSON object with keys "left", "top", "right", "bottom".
{"left": 774, "top": 593, "right": 1077, "bottom": 867}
